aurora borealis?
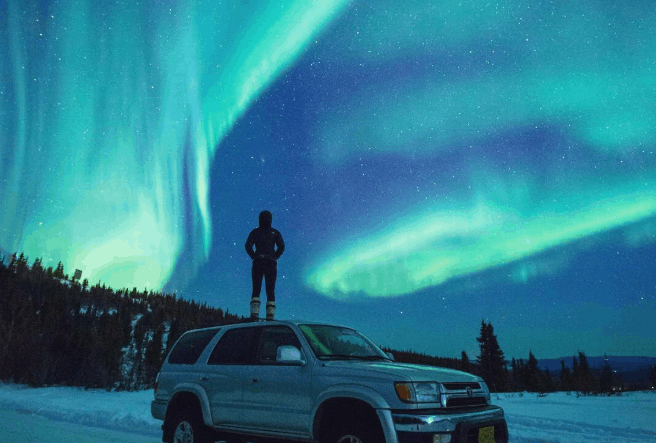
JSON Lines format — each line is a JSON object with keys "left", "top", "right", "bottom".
{"left": 1, "top": 0, "right": 348, "bottom": 289}
{"left": 2, "top": 0, "right": 655, "bottom": 359}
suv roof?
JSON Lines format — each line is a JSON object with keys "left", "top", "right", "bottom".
{"left": 225, "top": 319, "right": 352, "bottom": 329}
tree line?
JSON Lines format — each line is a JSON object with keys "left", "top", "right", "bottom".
{"left": 388, "top": 321, "right": 655, "bottom": 394}
{"left": 472, "top": 320, "right": 656, "bottom": 394}
{"left": 0, "top": 252, "right": 242, "bottom": 390}
{"left": 1, "top": 252, "right": 655, "bottom": 392}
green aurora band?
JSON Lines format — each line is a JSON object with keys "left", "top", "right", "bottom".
{"left": 1, "top": 0, "right": 348, "bottom": 289}
{"left": 308, "top": 193, "right": 656, "bottom": 298}
{"left": 1, "top": 0, "right": 654, "bottom": 299}
{"left": 306, "top": 0, "right": 656, "bottom": 298}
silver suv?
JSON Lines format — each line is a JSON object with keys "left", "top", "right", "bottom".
{"left": 151, "top": 320, "right": 508, "bottom": 443}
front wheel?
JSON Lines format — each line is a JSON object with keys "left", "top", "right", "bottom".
{"left": 325, "top": 420, "right": 382, "bottom": 443}
{"left": 335, "top": 433, "right": 365, "bottom": 443}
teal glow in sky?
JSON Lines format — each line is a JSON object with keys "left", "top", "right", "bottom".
{"left": 1, "top": 0, "right": 347, "bottom": 289}
{"left": 304, "top": 0, "right": 656, "bottom": 299}
{"left": 1, "top": 0, "right": 655, "bottom": 359}
{"left": 309, "top": 193, "right": 656, "bottom": 298}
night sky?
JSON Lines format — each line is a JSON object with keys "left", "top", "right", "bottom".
{"left": 1, "top": 0, "right": 655, "bottom": 361}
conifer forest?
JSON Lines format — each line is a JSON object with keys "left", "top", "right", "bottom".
{"left": 1, "top": 252, "right": 655, "bottom": 393}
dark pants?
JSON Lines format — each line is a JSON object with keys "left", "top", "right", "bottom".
{"left": 251, "top": 259, "right": 277, "bottom": 302}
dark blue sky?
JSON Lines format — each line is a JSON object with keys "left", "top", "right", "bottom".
{"left": 180, "top": 13, "right": 656, "bottom": 359}
{"left": 2, "top": 0, "right": 655, "bottom": 360}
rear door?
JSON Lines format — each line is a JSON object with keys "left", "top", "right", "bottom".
{"left": 240, "top": 325, "right": 313, "bottom": 436}
{"left": 202, "top": 326, "right": 258, "bottom": 426}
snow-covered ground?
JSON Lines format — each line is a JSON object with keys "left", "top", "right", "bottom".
{"left": 496, "top": 392, "right": 656, "bottom": 442}
{"left": 0, "top": 383, "right": 159, "bottom": 442}
{"left": 0, "top": 383, "right": 654, "bottom": 442}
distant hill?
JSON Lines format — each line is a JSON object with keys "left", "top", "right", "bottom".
{"left": 539, "top": 356, "right": 656, "bottom": 385}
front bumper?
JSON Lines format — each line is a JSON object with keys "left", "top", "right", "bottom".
{"left": 390, "top": 406, "right": 508, "bottom": 443}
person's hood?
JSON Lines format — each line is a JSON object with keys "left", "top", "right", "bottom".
{"left": 259, "top": 210, "right": 273, "bottom": 228}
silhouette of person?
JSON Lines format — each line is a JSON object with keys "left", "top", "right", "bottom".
{"left": 245, "top": 210, "right": 285, "bottom": 320}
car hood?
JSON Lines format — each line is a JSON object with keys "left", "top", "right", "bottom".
{"left": 319, "top": 359, "right": 482, "bottom": 383}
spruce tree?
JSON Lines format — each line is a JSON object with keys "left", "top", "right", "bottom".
{"left": 8, "top": 253, "right": 18, "bottom": 273}
{"left": 144, "top": 326, "right": 164, "bottom": 387}
{"left": 577, "top": 351, "right": 595, "bottom": 394}
{"left": 476, "top": 320, "right": 507, "bottom": 392}
{"left": 525, "top": 351, "right": 540, "bottom": 392}
{"left": 54, "top": 261, "right": 65, "bottom": 279}
{"left": 572, "top": 356, "right": 580, "bottom": 385}
{"left": 543, "top": 368, "right": 555, "bottom": 393}
{"left": 560, "top": 360, "right": 573, "bottom": 391}
{"left": 15, "top": 253, "right": 29, "bottom": 279}
{"left": 460, "top": 351, "right": 471, "bottom": 373}
{"left": 599, "top": 356, "right": 614, "bottom": 395}
{"left": 510, "top": 358, "right": 523, "bottom": 391}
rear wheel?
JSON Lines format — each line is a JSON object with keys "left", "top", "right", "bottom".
{"left": 168, "top": 409, "right": 214, "bottom": 443}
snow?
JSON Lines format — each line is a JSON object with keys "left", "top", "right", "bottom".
{"left": 0, "top": 383, "right": 159, "bottom": 439}
{"left": 496, "top": 392, "right": 656, "bottom": 442}
{"left": 0, "top": 409, "right": 156, "bottom": 443}
{"left": 0, "top": 383, "right": 655, "bottom": 442}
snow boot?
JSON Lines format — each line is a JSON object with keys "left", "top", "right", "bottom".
{"left": 250, "top": 297, "right": 261, "bottom": 320}
{"left": 266, "top": 301, "right": 276, "bottom": 320}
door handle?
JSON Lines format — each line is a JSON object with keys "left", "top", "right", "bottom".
{"left": 251, "top": 378, "right": 259, "bottom": 383}
{"left": 200, "top": 376, "right": 209, "bottom": 382}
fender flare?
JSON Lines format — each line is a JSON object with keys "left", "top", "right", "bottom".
{"left": 167, "top": 382, "right": 214, "bottom": 426}
{"left": 314, "top": 382, "right": 391, "bottom": 410}
{"left": 311, "top": 383, "right": 391, "bottom": 438}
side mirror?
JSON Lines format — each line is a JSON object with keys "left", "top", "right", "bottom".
{"left": 277, "top": 346, "right": 306, "bottom": 365}
{"left": 386, "top": 352, "right": 395, "bottom": 361}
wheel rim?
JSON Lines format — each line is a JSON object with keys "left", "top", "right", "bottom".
{"left": 173, "top": 420, "right": 194, "bottom": 443}
{"left": 336, "top": 435, "right": 364, "bottom": 443}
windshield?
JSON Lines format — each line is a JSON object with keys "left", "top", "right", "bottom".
{"left": 298, "top": 324, "right": 389, "bottom": 360}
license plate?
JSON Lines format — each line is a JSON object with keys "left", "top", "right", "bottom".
{"left": 478, "top": 425, "right": 495, "bottom": 443}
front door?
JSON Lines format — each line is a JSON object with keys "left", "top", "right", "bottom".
{"left": 240, "top": 326, "right": 313, "bottom": 436}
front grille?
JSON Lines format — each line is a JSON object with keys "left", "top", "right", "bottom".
{"left": 442, "top": 382, "right": 481, "bottom": 390}
{"left": 446, "top": 396, "right": 488, "bottom": 408}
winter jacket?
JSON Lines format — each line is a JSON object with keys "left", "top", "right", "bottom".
{"left": 245, "top": 218, "right": 285, "bottom": 263}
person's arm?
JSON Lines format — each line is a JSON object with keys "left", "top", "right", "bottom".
{"left": 245, "top": 231, "right": 257, "bottom": 260}
{"left": 275, "top": 231, "right": 285, "bottom": 259}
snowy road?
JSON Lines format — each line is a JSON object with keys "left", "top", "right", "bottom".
{"left": 497, "top": 392, "right": 656, "bottom": 443}
{"left": 507, "top": 414, "right": 656, "bottom": 443}
{"left": 1, "top": 384, "right": 655, "bottom": 443}
{"left": 3, "top": 406, "right": 656, "bottom": 443}
{"left": 0, "top": 409, "right": 157, "bottom": 443}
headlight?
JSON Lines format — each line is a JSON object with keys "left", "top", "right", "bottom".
{"left": 395, "top": 382, "right": 441, "bottom": 404}
{"left": 480, "top": 381, "right": 491, "bottom": 402}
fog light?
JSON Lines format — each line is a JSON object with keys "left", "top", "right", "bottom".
{"left": 433, "top": 435, "right": 451, "bottom": 443}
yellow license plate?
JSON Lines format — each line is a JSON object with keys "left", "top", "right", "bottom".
{"left": 478, "top": 425, "right": 495, "bottom": 443}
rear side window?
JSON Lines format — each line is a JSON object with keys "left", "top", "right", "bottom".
{"left": 168, "top": 328, "right": 220, "bottom": 365}
{"left": 208, "top": 327, "right": 257, "bottom": 365}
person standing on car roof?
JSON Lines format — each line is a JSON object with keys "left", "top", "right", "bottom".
{"left": 245, "top": 210, "right": 285, "bottom": 320}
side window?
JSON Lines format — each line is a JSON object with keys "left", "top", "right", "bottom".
{"left": 208, "top": 327, "right": 257, "bottom": 365}
{"left": 256, "top": 326, "right": 302, "bottom": 364}
{"left": 168, "top": 328, "right": 220, "bottom": 365}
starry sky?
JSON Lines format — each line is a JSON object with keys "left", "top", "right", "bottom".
{"left": 1, "top": 0, "right": 655, "bottom": 361}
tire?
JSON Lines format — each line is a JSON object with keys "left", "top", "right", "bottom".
{"left": 325, "top": 419, "right": 383, "bottom": 443}
{"left": 168, "top": 409, "right": 214, "bottom": 443}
